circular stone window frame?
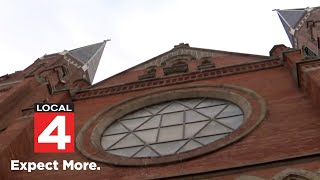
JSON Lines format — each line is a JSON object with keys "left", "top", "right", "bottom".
{"left": 76, "top": 84, "right": 267, "bottom": 166}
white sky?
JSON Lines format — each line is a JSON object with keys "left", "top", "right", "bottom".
{"left": 0, "top": 0, "right": 319, "bottom": 84}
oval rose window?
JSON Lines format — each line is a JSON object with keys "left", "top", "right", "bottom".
{"left": 101, "top": 98, "right": 244, "bottom": 158}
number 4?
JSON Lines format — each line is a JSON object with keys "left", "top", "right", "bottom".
{"left": 38, "top": 116, "right": 71, "bottom": 150}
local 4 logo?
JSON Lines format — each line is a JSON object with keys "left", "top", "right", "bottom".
{"left": 34, "top": 103, "right": 74, "bottom": 153}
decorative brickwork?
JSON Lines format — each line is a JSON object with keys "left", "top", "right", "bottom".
{"left": 74, "top": 58, "right": 281, "bottom": 100}
{"left": 0, "top": 87, "right": 12, "bottom": 93}
{"left": 163, "top": 61, "right": 189, "bottom": 75}
{"left": 138, "top": 66, "right": 157, "bottom": 80}
{"left": 197, "top": 58, "right": 216, "bottom": 71}
{"left": 136, "top": 46, "right": 268, "bottom": 70}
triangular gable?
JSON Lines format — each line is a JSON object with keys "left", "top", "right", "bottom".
{"left": 133, "top": 44, "right": 212, "bottom": 70}
{"left": 92, "top": 44, "right": 269, "bottom": 89}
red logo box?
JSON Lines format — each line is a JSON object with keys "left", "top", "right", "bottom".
{"left": 34, "top": 103, "right": 74, "bottom": 153}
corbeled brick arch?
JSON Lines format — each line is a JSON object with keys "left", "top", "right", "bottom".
{"left": 161, "top": 54, "right": 196, "bottom": 66}
{"left": 272, "top": 168, "right": 319, "bottom": 180}
{"left": 161, "top": 54, "right": 195, "bottom": 76}
{"left": 138, "top": 65, "right": 158, "bottom": 81}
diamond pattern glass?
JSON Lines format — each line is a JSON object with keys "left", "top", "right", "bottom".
{"left": 101, "top": 98, "right": 244, "bottom": 158}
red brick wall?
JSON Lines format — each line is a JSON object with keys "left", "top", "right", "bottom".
{"left": 9, "top": 65, "right": 320, "bottom": 179}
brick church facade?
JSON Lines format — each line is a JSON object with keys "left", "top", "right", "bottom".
{"left": 0, "top": 7, "right": 320, "bottom": 180}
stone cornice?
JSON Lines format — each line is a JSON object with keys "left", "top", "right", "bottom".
{"left": 73, "top": 58, "right": 282, "bottom": 100}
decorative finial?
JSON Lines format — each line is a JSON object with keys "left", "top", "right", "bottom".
{"left": 174, "top": 43, "right": 190, "bottom": 48}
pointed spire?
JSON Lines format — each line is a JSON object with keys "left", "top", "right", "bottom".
{"left": 69, "top": 41, "right": 106, "bottom": 64}
{"left": 275, "top": 8, "right": 307, "bottom": 46}
{"left": 67, "top": 40, "right": 110, "bottom": 83}
{"left": 277, "top": 9, "right": 305, "bottom": 29}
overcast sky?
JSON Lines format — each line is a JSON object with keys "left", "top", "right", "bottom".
{"left": 0, "top": 0, "right": 319, "bottom": 84}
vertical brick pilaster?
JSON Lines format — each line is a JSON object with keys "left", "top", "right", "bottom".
{"left": 302, "top": 66, "right": 320, "bottom": 107}
{"left": 270, "top": 45, "right": 303, "bottom": 85}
